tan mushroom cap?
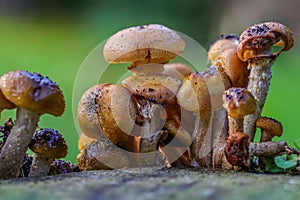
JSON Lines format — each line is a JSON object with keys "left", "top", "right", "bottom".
{"left": 29, "top": 128, "right": 68, "bottom": 159}
{"left": 237, "top": 22, "right": 294, "bottom": 61}
{"left": 0, "top": 88, "right": 15, "bottom": 112}
{"left": 208, "top": 34, "right": 239, "bottom": 62}
{"left": 96, "top": 84, "right": 138, "bottom": 152}
{"left": 77, "top": 84, "right": 108, "bottom": 140}
{"left": 214, "top": 48, "right": 249, "bottom": 88}
{"left": 0, "top": 70, "right": 65, "bottom": 116}
{"left": 256, "top": 117, "right": 283, "bottom": 137}
{"left": 77, "top": 139, "right": 131, "bottom": 170}
{"left": 223, "top": 87, "right": 257, "bottom": 119}
{"left": 103, "top": 24, "right": 185, "bottom": 68}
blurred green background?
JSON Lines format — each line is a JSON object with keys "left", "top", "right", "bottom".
{"left": 0, "top": 0, "right": 300, "bottom": 163}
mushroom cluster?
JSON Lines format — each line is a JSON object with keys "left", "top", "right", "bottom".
{"left": 77, "top": 22, "right": 298, "bottom": 171}
{"left": 0, "top": 71, "right": 70, "bottom": 179}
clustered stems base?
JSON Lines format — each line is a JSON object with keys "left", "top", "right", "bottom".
{"left": 0, "top": 107, "right": 40, "bottom": 179}
{"left": 244, "top": 57, "right": 275, "bottom": 141}
{"left": 29, "top": 154, "right": 53, "bottom": 177}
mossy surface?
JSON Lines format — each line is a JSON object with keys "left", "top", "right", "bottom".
{"left": 0, "top": 167, "right": 299, "bottom": 200}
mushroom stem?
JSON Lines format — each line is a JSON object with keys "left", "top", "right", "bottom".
{"left": 243, "top": 56, "right": 275, "bottom": 141}
{"left": 249, "top": 141, "right": 286, "bottom": 157}
{"left": 228, "top": 117, "right": 243, "bottom": 135}
{"left": 0, "top": 107, "right": 40, "bottom": 179}
{"left": 29, "top": 155, "right": 53, "bottom": 177}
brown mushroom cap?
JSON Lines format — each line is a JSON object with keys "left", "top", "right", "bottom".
{"left": 237, "top": 22, "right": 294, "bottom": 61}
{"left": 77, "top": 139, "right": 131, "bottom": 170}
{"left": 96, "top": 84, "right": 138, "bottom": 152}
{"left": 214, "top": 48, "right": 249, "bottom": 88}
{"left": 256, "top": 117, "right": 283, "bottom": 137}
{"left": 208, "top": 34, "right": 239, "bottom": 62}
{"left": 29, "top": 128, "right": 68, "bottom": 159}
{"left": 103, "top": 24, "right": 185, "bottom": 68}
{"left": 224, "top": 131, "right": 250, "bottom": 168}
{"left": 223, "top": 87, "right": 257, "bottom": 119}
{"left": 0, "top": 70, "right": 65, "bottom": 116}
{"left": 77, "top": 84, "right": 108, "bottom": 140}
{"left": 0, "top": 88, "right": 15, "bottom": 112}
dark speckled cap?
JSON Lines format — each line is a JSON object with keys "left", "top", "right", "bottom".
{"left": 0, "top": 70, "right": 65, "bottom": 116}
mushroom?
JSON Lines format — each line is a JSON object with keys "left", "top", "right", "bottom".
{"left": 208, "top": 34, "right": 239, "bottom": 63}
{"left": 237, "top": 22, "right": 294, "bottom": 141}
{"left": 224, "top": 132, "right": 287, "bottom": 168}
{"left": 103, "top": 24, "right": 185, "bottom": 69}
{"left": 0, "top": 88, "right": 16, "bottom": 118}
{"left": 0, "top": 70, "right": 65, "bottom": 179}
{"left": 77, "top": 84, "right": 108, "bottom": 140}
{"left": 77, "top": 139, "right": 131, "bottom": 170}
{"left": 222, "top": 87, "right": 257, "bottom": 135}
{"left": 29, "top": 128, "right": 68, "bottom": 177}
{"left": 48, "top": 160, "right": 73, "bottom": 176}
{"left": 256, "top": 117, "right": 283, "bottom": 142}
{"left": 177, "top": 67, "right": 231, "bottom": 167}
{"left": 213, "top": 48, "right": 249, "bottom": 88}
{"left": 95, "top": 84, "right": 139, "bottom": 153}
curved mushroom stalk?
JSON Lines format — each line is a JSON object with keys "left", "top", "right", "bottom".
{"left": 237, "top": 22, "right": 294, "bottom": 141}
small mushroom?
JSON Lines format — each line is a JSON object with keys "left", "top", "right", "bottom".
{"left": 208, "top": 34, "right": 239, "bottom": 62}
{"left": 77, "top": 139, "right": 131, "bottom": 170}
{"left": 0, "top": 88, "right": 15, "bottom": 118}
{"left": 48, "top": 160, "right": 73, "bottom": 176}
{"left": 256, "top": 117, "right": 283, "bottom": 168}
{"left": 0, "top": 70, "right": 65, "bottom": 179}
{"left": 222, "top": 87, "right": 257, "bottom": 135}
{"left": 29, "top": 128, "right": 68, "bottom": 177}
{"left": 225, "top": 132, "right": 287, "bottom": 168}
{"left": 256, "top": 117, "right": 283, "bottom": 142}
{"left": 103, "top": 24, "right": 185, "bottom": 69}
{"left": 237, "top": 22, "right": 294, "bottom": 141}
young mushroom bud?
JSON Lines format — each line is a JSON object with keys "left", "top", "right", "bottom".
{"left": 208, "top": 34, "right": 239, "bottom": 63}
{"left": 256, "top": 117, "right": 283, "bottom": 142}
{"left": 222, "top": 88, "right": 257, "bottom": 136}
{"left": 103, "top": 24, "right": 185, "bottom": 69}
{"left": 225, "top": 132, "right": 287, "bottom": 169}
{"left": 237, "top": 22, "right": 294, "bottom": 141}
{"left": 0, "top": 70, "right": 65, "bottom": 179}
{"left": 29, "top": 128, "right": 68, "bottom": 177}
{"left": 0, "top": 88, "right": 15, "bottom": 118}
